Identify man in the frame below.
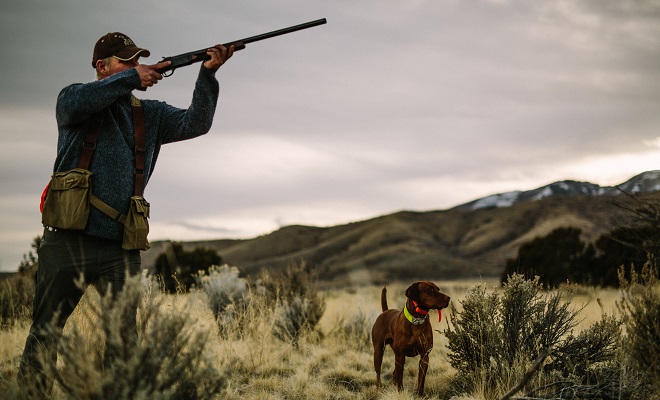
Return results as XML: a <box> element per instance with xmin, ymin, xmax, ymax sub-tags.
<box><xmin>18</xmin><ymin>32</ymin><xmax>233</xmax><ymax>394</ymax></box>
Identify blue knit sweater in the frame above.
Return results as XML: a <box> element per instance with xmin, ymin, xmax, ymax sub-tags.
<box><xmin>54</xmin><ymin>65</ymin><xmax>220</xmax><ymax>242</ymax></box>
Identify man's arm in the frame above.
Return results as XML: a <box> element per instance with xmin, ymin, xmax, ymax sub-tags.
<box><xmin>57</xmin><ymin>61</ymin><xmax>171</xmax><ymax>126</ymax></box>
<box><xmin>153</xmin><ymin>46</ymin><xmax>232</xmax><ymax>144</ymax></box>
<box><xmin>154</xmin><ymin>66</ymin><xmax>219</xmax><ymax>144</ymax></box>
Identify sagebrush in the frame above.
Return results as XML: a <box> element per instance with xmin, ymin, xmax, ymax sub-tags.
<box><xmin>16</xmin><ymin>274</ymin><xmax>223</xmax><ymax>399</ymax></box>
<box><xmin>445</xmin><ymin>273</ymin><xmax>622</xmax><ymax>399</ymax></box>
<box><xmin>618</xmin><ymin>260</ymin><xmax>660</xmax><ymax>396</ymax></box>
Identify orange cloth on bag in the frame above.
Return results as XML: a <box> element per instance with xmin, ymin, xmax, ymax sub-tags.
<box><xmin>40</xmin><ymin>182</ymin><xmax>50</xmax><ymax>213</ymax></box>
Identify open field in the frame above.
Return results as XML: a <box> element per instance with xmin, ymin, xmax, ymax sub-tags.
<box><xmin>1</xmin><ymin>274</ymin><xmax>638</xmax><ymax>400</ymax></box>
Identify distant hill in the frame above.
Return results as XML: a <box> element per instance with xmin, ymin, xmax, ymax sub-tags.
<box><xmin>141</xmin><ymin>171</ymin><xmax>660</xmax><ymax>285</ymax></box>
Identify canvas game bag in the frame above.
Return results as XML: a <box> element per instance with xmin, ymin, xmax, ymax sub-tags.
<box><xmin>41</xmin><ymin>168</ymin><xmax>93</xmax><ymax>230</ymax></box>
<box><xmin>122</xmin><ymin>196</ymin><xmax>150</xmax><ymax>251</ymax></box>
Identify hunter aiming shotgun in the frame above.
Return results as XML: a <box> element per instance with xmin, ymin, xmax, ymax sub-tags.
<box><xmin>157</xmin><ymin>18</ymin><xmax>327</xmax><ymax>76</ymax></box>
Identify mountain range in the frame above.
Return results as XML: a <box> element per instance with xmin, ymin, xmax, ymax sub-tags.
<box><xmin>141</xmin><ymin>170</ymin><xmax>660</xmax><ymax>285</ymax></box>
<box><xmin>458</xmin><ymin>170</ymin><xmax>660</xmax><ymax>210</ymax></box>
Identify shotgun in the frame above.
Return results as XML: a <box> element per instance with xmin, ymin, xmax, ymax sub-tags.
<box><xmin>157</xmin><ymin>18</ymin><xmax>327</xmax><ymax>76</ymax></box>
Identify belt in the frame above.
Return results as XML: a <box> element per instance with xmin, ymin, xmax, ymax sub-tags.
<box><xmin>44</xmin><ymin>226</ymin><xmax>82</xmax><ymax>235</ymax></box>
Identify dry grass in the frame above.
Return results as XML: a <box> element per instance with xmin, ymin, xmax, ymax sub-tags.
<box><xmin>0</xmin><ymin>276</ymin><xmax>635</xmax><ymax>399</ymax></box>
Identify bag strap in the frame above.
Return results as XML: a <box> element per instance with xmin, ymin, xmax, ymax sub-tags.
<box><xmin>131</xmin><ymin>95</ymin><xmax>146</xmax><ymax>197</ymax></box>
<box><xmin>78</xmin><ymin>112</ymin><xmax>104</xmax><ymax>170</ymax></box>
<box><xmin>90</xmin><ymin>195</ymin><xmax>126</xmax><ymax>224</ymax></box>
<box><xmin>78</xmin><ymin>96</ymin><xmax>146</xmax><ymax>224</ymax></box>
<box><xmin>78</xmin><ymin>96</ymin><xmax>145</xmax><ymax>196</ymax></box>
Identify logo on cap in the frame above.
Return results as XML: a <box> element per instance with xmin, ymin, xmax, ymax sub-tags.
<box><xmin>117</xmin><ymin>34</ymin><xmax>135</xmax><ymax>47</ymax></box>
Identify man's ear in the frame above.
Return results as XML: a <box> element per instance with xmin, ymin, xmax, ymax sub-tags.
<box><xmin>95</xmin><ymin>59</ymin><xmax>108</xmax><ymax>77</ymax></box>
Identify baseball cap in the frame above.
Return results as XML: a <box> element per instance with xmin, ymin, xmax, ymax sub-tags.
<box><xmin>92</xmin><ymin>32</ymin><xmax>150</xmax><ymax>67</ymax></box>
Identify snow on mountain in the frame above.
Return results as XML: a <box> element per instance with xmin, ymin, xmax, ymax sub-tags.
<box><xmin>618</xmin><ymin>170</ymin><xmax>660</xmax><ymax>194</ymax></box>
<box><xmin>459</xmin><ymin>170</ymin><xmax>660</xmax><ymax>211</ymax></box>
<box><xmin>470</xmin><ymin>191</ymin><xmax>521</xmax><ymax>209</ymax></box>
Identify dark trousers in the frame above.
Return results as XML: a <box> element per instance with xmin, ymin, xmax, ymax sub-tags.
<box><xmin>18</xmin><ymin>228</ymin><xmax>141</xmax><ymax>395</ymax></box>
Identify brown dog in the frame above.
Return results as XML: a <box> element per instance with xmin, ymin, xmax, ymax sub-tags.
<box><xmin>371</xmin><ymin>281</ymin><xmax>450</xmax><ymax>396</ymax></box>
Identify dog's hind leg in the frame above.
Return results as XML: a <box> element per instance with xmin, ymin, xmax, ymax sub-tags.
<box><xmin>373</xmin><ymin>341</ymin><xmax>385</xmax><ymax>387</ymax></box>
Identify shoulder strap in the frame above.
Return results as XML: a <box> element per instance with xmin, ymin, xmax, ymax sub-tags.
<box><xmin>77</xmin><ymin>97</ymin><xmax>146</xmax><ymax>197</ymax></box>
<box><xmin>78</xmin><ymin>97</ymin><xmax>147</xmax><ymax>224</ymax></box>
<box><xmin>78</xmin><ymin>112</ymin><xmax>104</xmax><ymax>170</ymax></box>
<box><xmin>131</xmin><ymin>95</ymin><xmax>145</xmax><ymax>197</ymax></box>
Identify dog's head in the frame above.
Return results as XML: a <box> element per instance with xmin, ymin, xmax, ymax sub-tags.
<box><xmin>405</xmin><ymin>281</ymin><xmax>450</xmax><ymax>311</ymax></box>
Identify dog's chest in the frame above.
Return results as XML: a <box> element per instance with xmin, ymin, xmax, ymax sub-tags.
<box><xmin>394</xmin><ymin>320</ymin><xmax>433</xmax><ymax>354</ymax></box>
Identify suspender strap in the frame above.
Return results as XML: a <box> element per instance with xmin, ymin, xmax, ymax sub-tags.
<box><xmin>78</xmin><ymin>97</ymin><xmax>145</xmax><ymax>196</ymax></box>
<box><xmin>131</xmin><ymin>95</ymin><xmax>145</xmax><ymax>197</ymax></box>
<box><xmin>77</xmin><ymin>96</ymin><xmax>146</xmax><ymax>222</ymax></box>
<box><xmin>78</xmin><ymin>112</ymin><xmax>104</xmax><ymax>170</ymax></box>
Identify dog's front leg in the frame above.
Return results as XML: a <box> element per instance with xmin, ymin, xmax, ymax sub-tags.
<box><xmin>416</xmin><ymin>351</ymin><xmax>430</xmax><ymax>396</ymax></box>
<box><xmin>393</xmin><ymin>353</ymin><xmax>406</xmax><ymax>391</ymax></box>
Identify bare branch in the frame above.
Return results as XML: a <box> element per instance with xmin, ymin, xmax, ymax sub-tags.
<box><xmin>500</xmin><ymin>347</ymin><xmax>550</xmax><ymax>400</ymax></box>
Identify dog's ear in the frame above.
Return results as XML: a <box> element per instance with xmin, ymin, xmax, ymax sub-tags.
<box><xmin>405</xmin><ymin>282</ymin><xmax>420</xmax><ymax>301</ymax></box>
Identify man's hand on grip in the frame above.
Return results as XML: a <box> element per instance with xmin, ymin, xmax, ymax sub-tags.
<box><xmin>136</xmin><ymin>61</ymin><xmax>171</xmax><ymax>89</ymax></box>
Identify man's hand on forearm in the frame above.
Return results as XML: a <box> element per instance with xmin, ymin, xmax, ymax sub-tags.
<box><xmin>203</xmin><ymin>44</ymin><xmax>234</xmax><ymax>71</ymax></box>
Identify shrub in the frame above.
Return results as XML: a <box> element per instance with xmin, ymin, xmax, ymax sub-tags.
<box><xmin>273</xmin><ymin>295</ymin><xmax>325</xmax><ymax>346</ymax></box>
<box><xmin>24</xmin><ymin>274</ymin><xmax>224</xmax><ymax>399</ymax></box>
<box><xmin>196</xmin><ymin>264</ymin><xmax>248</xmax><ymax>317</ymax></box>
<box><xmin>0</xmin><ymin>236</ymin><xmax>40</xmax><ymax>329</ymax></box>
<box><xmin>0</xmin><ymin>269</ymin><xmax>35</xmax><ymax>329</ymax></box>
<box><xmin>259</xmin><ymin>262</ymin><xmax>326</xmax><ymax>347</ymax></box>
<box><xmin>618</xmin><ymin>259</ymin><xmax>660</xmax><ymax>396</ymax></box>
<box><xmin>196</xmin><ymin>264</ymin><xmax>252</xmax><ymax>339</ymax></box>
<box><xmin>445</xmin><ymin>274</ymin><xmax>620</xmax><ymax>399</ymax></box>
<box><xmin>328</xmin><ymin>309</ymin><xmax>372</xmax><ymax>351</ymax></box>
<box><xmin>154</xmin><ymin>242</ymin><xmax>221</xmax><ymax>293</ymax></box>
<box><xmin>445</xmin><ymin>281</ymin><xmax>502</xmax><ymax>390</ymax></box>
<box><xmin>547</xmin><ymin>313</ymin><xmax>620</xmax><ymax>377</ymax></box>
<box><xmin>196</xmin><ymin>262</ymin><xmax>326</xmax><ymax>346</ymax></box>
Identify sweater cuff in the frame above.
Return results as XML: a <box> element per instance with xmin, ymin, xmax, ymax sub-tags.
<box><xmin>199</xmin><ymin>63</ymin><xmax>219</xmax><ymax>77</ymax></box>
<box><xmin>127</xmin><ymin>68</ymin><xmax>143</xmax><ymax>89</ymax></box>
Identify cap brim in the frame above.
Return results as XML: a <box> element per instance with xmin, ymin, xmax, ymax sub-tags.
<box><xmin>114</xmin><ymin>47</ymin><xmax>150</xmax><ymax>61</ymax></box>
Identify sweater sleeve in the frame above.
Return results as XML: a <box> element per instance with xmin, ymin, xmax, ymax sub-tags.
<box><xmin>56</xmin><ymin>69</ymin><xmax>142</xmax><ymax>127</ymax></box>
<box><xmin>154</xmin><ymin>65</ymin><xmax>220</xmax><ymax>144</ymax></box>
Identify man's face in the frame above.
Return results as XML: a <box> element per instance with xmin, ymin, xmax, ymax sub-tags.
<box><xmin>98</xmin><ymin>56</ymin><xmax>139</xmax><ymax>79</ymax></box>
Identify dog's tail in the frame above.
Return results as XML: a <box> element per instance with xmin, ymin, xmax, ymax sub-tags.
<box><xmin>381</xmin><ymin>286</ymin><xmax>388</xmax><ymax>312</ymax></box>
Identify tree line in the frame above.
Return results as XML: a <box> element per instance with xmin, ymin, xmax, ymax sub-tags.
<box><xmin>502</xmin><ymin>196</ymin><xmax>659</xmax><ymax>288</ymax></box>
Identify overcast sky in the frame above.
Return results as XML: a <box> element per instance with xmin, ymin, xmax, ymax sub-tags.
<box><xmin>0</xmin><ymin>0</ymin><xmax>658</xmax><ymax>271</ymax></box>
